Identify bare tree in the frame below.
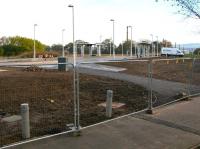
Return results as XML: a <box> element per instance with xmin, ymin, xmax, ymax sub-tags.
<box><xmin>156</xmin><ymin>0</ymin><xmax>200</xmax><ymax>19</ymax></box>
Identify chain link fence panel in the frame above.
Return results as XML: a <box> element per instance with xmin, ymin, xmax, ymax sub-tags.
<box><xmin>0</xmin><ymin>63</ymin><xmax>74</xmax><ymax>147</ymax></box>
<box><xmin>77</xmin><ymin>60</ymin><xmax>149</xmax><ymax>127</ymax></box>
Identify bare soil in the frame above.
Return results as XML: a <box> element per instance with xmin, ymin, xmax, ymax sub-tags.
<box><xmin>0</xmin><ymin>67</ymin><xmax>149</xmax><ymax>146</ymax></box>
<box><xmin>103</xmin><ymin>58</ymin><xmax>200</xmax><ymax>85</ymax></box>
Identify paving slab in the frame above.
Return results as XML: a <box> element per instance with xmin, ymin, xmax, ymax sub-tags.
<box><xmin>0</xmin><ymin>69</ymin><xmax>8</xmax><ymax>72</ymax></box>
<box><xmin>147</xmin><ymin>97</ymin><xmax>200</xmax><ymax>132</ymax></box>
<box><xmin>2</xmin><ymin>115</ymin><xmax>21</xmax><ymax>123</ymax></box>
<box><xmin>79</xmin><ymin>64</ymin><xmax>126</xmax><ymax>72</ymax></box>
<box><xmin>8</xmin><ymin>116</ymin><xmax>200</xmax><ymax>149</ymax></box>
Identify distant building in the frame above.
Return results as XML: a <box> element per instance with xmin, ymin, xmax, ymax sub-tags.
<box><xmin>137</xmin><ymin>40</ymin><xmax>152</xmax><ymax>57</ymax></box>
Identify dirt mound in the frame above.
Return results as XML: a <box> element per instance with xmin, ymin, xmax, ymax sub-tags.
<box><xmin>23</xmin><ymin>65</ymin><xmax>43</xmax><ymax>72</ymax></box>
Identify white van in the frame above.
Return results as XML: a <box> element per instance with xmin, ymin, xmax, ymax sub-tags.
<box><xmin>161</xmin><ymin>47</ymin><xmax>184</xmax><ymax>57</ymax></box>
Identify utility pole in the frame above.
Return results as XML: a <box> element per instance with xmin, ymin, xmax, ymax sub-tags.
<box><xmin>122</xmin><ymin>41</ymin><xmax>124</xmax><ymax>57</ymax></box>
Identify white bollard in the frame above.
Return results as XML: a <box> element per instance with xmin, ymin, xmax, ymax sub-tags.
<box><xmin>21</xmin><ymin>103</ymin><xmax>30</xmax><ymax>139</ymax></box>
<box><xmin>106</xmin><ymin>90</ymin><xmax>113</xmax><ymax>118</ymax></box>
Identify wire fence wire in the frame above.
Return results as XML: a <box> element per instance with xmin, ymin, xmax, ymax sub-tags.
<box><xmin>189</xmin><ymin>58</ymin><xmax>200</xmax><ymax>95</ymax></box>
<box><xmin>0</xmin><ymin>58</ymin><xmax>200</xmax><ymax>147</ymax></box>
<box><xmin>151</xmin><ymin>58</ymin><xmax>191</xmax><ymax>107</ymax></box>
<box><xmin>77</xmin><ymin>61</ymin><xmax>149</xmax><ymax>127</ymax></box>
<box><xmin>0</xmin><ymin>64</ymin><xmax>74</xmax><ymax>147</ymax></box>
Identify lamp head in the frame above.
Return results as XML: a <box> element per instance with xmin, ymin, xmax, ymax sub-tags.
<box><xmin>68</xmin><ymin>4</ymin><xmax>74</xmax><ymax>7</ymax></box>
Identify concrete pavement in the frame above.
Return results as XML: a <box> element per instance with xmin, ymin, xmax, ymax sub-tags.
<box><xmin>8</xmin><ymin>117</ymin><xmax>200</xmax><ymax>149</ymax></box>
<box><xmin>137</xmin><ymin>96</ymin><xmax>200</xmax><ymax>135</ymax></box>
<box><xmin>5</xmin><ymin>96</ymin><xmax>200</xmax><ymax>149</ymax></box>
<box><xmin>155</xmin><ymin>97</ymin><xmax>200</xmax><ymax>131</ymax></box>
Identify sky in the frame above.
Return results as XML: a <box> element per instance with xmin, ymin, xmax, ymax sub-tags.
<box><xmin>0</xmin><ymin>0</ymin><xmax>200</xmax><ymax>46</ymax></box>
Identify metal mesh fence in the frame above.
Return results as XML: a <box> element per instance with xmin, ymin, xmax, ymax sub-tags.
<box><xmin>1</xmin><ymin>57</ymin><xmax>200</xmax><ymax>147</ymax></box>
<box><xmin>0</xmin><ymin>64</ymin><xmax>74</xmax><ymax>147</ymax></box>
<box><xmin>189</xmin><ymin>58</ymin><xmax>200</xmax><ymax>95</ymax></box>
<box><xmin>78</xmin><ymin>60</ymin><xmax>149</xmax><ymax>127</ymax></box>
<box><xmin>151</xmin><ymin>59</ymin><xmax>191</xmax><ymax>107</ymax></box>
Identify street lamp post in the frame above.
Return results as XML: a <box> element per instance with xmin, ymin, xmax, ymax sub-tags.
<box><xmin>128</xmin><ymin>26</ymin><xmax>133</xmax><ymax>57</ymax></box>
<box><xmin>110</xmin><ymin>19</ymin><xmax>115</xmax><ymax>59</ymax></box>
<box><xmin>122</xmin><ymin>41</ymin><xmax>124</xmax><ymax>57</ymax></box>
<box><xmin>150</xmin><ymin>34</ymin><xmax>154</xmax><ymax>57</ymax></box>
<box><xmin>110</xmin><ymin>39</ymin><xmax>112</xmax><ymax>57</ymax></box>
<box><xmin>68</xmin><ymin>4</ymin><xmax>76</xmax><ymax>66</ymax></box>
<box><xmin>33</xmin><ymin>24</ymin><xmax>37</xmax><ymax>59</ymax></box>
<box><xmin>68</xmin><ymin>4</ymin><xmax>79</xmax><ymax>132</ymax></box>
<box><xmin>62</xmin><ymin>29</ymin><xmax>65</xmax><ymax>57</ymax></box>
<box><xmin>156</xmin><ymin>36</ymin><xmax>158</xmax><ymax>57</ymax></box>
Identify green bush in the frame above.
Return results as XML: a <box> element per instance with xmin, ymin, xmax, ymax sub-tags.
<box><xmin>0</xmin><ymin>36</ymin><xmax>47</xmax><ymax>57</ymax></box>
<box><xmin>194</xmin><ymin>48</ymin><xmax>200</xmax><ymax>55</ymax></box>
<box><xmin>9</xmin><ymin>36</ymin><xmax>46</xmax><ymax>52</ymax></box>
<box><xmin>0</xmin><ymin>47</ymin><xmax>4</xmax><ymax>56</ymax></box>
<box><xmin>2</xmin><ymin>45</ymin><xmax>27</xmax><ymax>56</ymax></box>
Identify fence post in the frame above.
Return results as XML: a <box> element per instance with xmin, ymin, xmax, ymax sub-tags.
<box><xmin>73</xmin><ymin>65</ymin><xmax>77</xmax><ymax>132</ymax></box>
<box><xmin>21</xmin><ymin>103</ymin><xmax>30</xmax><ymax>139</ymax></box>
<box><xmin>188</xmin><ymin>58</ymin><xmax>195</xmax><ymax>96</ymax></box>
<box><xmin>76</xmin><ymin>65</ymin><xmax>80</xmax><ymax>131</ymax></box>
<box><xmin>71</xmin><ymin>64</ymin><xmax>81</xmax><ymax>137</ymax></box>
<box><xmin>106</xmin><ymin>90</ymin><xmax>113</xmax><ymax>118</ymax></box>
<box><xmin>146</xmin><ymin>60</ymin><xmax>153</xmax><ymax>114</ymax></box>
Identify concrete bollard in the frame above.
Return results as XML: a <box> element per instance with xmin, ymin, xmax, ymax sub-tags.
<box><xmin>106</xmin><ymin>90</ymin><xmax>113</xmax><ymax>118</ymax></box>
<box><xmin>21</xmin><ymin>103</ymin><xmax>30</xmax><ymax>139</ymax></box>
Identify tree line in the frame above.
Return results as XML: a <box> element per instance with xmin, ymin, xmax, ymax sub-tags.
<box><xmin>0</xmin><ymin>36</ymin><xmax>46</xmax><ymax>57</ymax></box>
<box><xmin>1</xmin><ymin>35</ymin><xmax>199</xmax><ymax>57</ymax></box>
<box><xmin>0</xmin><ymin>36</ymin><xmax>173</xmax><ymax>57</ymax></box>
